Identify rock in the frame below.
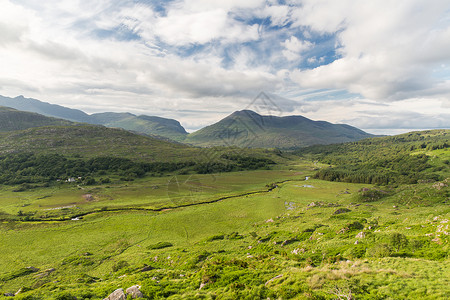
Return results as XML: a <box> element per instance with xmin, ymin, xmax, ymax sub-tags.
<box><xmin>35</xmin><ymin>268</ymin><xmax>56</xmax><ymax>278</ymax></box>
<box><xmin>104</xmin><ymin>288</ymin><xmax>126</xmax><ymax>300</ymax></box>
<box><xmin>126</xmin><ymin>285</ymin><xmax>144</xmax><ymax>298</ymax></box>
<box><xmin>432</xmin><ymin>182</ymin><xmax>448</xmax><ymax>190</ymax></box>
<box><xmin>333</xmin><ymin>208</ymin><xmax>351</xmax><ymax>215</ymax></box>
<box><xmin>26</xmin><ymin>266</ymin><xmax>39</xmax><ymax>272</ymax></box>
<box><xmin>139</xmin><ymin>265</ymin><xmax>155</xmax><ymax>272</ymax></box>
<box><xmin>355</xmin><ymin>231</ymin><xmax>366</xmax><ymax>239</ymax></box>
<box><xmin>354</xmin><ymin>240</ymin><xmax>359</xmax><ymax>244</ymax></box>
<box><xmin>265</xmin><ymin>274</ymin><xmax>283</xmax><ymax>286</ymax></box>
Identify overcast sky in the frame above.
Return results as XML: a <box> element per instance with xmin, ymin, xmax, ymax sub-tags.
<box><xmin>0</xmin><ymin>0</ymin><xmax>449</xmax><ymax>133</ymax></box>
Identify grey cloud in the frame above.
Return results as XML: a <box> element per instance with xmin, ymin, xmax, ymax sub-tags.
<box><xmin>343</xmin><ymin>111</ymin><xmax>450</xmax><ymax>129</ymax></box>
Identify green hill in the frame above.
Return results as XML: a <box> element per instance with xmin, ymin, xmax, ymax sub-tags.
<box><xmin>0</xmin><ymin>95</ymin><xmax>91</xmax><ymax>122</ymax></box>
<box><xmin>185</xmin><ymin>110</ymin><xmax>373</xmax><ymax>149</ymax></box>
<box><xmin>297</xmin><ymin>129</ymin><xmax>450</xmax><ymax>184</ymax></box>
<box><xmin>0</xmin><ymin>121</ymin><xmax>283</xmax><ymax>185</ymax></box>
<box><xmin>90</xmin><ymin>112</ymin><xmax>188</xmax><ymax>141</ymax></box>
<box><xmin>0</xmin><ymin>95</ymin><xmax>188</xmax><ymax>141</ymax></box>
<box><xmin>0</xmin><ymin>106</ymin><xmax>73</xmax><ymax>131</ymax></box>
<box><xmin>0</xmin><ymin>124</ymin><xmax>192</xmax><ymax>161</ymax></box>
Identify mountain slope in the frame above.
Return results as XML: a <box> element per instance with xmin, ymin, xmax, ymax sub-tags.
<box><xmin>0</xmin><ymin>95</ymin><xmax>91</xmax><ymax>122</ymax></box>
<box><xmin>0</xmin><ymin>106</ymin><xmax>73</xmax><ymax>132</ymax></box>
<box><xmin>0</xmin><ymin>124</ymin><xmax>193</xmax><ymax>162</ymax></box>
<box><xmin>0</xmin><ymin>95</ymin><xmax>188</xmax><ymax>141</ymax></box>
<box><xmin>90</xmin><ymin>112</ymin><xmax>188</xmax><ymax>141</ymax></box>
<box><xmin>185</xmin><ymin>110</ymin><xmax>373</xmax><ymax>149</ymax></box>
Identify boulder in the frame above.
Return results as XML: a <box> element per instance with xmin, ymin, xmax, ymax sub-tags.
<box><xmin>126</xmin><ymin>285</ymin><xmax>144</xmax><ymax>298</ymax></box>
<box><xmin>104</xmin><ymin>288</ymin><xmax>126</xmax><ymax>300</ymax></box>
<box><xmin>355</xmin><ymin>231</ymin><xmax>366</xmax><ymax>239</ymax></box>
<box><xmin>333</xmin><ymin>208</ymin><xmax>351</xmax><ymax>215</ymax></box>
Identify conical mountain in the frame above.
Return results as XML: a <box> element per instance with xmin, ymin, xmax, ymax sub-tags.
<box><xmin>185</xmin><ymin>110</ymin><xmax>373</xmax><ymax>149</ymax></box>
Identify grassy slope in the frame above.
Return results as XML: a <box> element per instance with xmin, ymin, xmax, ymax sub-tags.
<box><xmin>0</xmin><ymin>107</ymin><xmax>73</xmax><ymax>132</ymax></box>
<box><xmin>0</xmin><ymin>125</ymin><xmax>193</xmax><ymax>162</ymax></box>
<box><xmin>298</xmin><ymin>129</ymin><xmax>450</xmax><ymax>184</ymax></box>
<box><xmin>185</xmin><ymin>110</ymin><xmax>373</xmax><ymax>149</ymax></box>
<box><xmin>0</xmin><ymin>154</ymin><xmax>448</xmax><ymax>299</ymax></box>
<box><xmin>0</xmin><ymin>174</ymin><xmax>448</xmax><ymax>299</ymax></box>
<box><xmin>90</xmin><ymin>113</ymin><xmax>188</xmax><ymax>142</ymax></box>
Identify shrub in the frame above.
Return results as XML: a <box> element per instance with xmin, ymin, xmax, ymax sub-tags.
<box><xmin>206</xmin><ymin>234</ymin><xmax>225</xmax><ymax>242</ymax></box>
<box><xmin>367</xmin><ymin>243</ymin><xmax>392</xmax><ymax>258</ymax></box>
<box><xmin>390</xmin><ymin>233</ymin><xmax>408</xmax><ymax>251</ymax></box>
<box><xmin>112</xmin><ymin>260</ymin><xmax>129</xmax><ymax>272</ymax></box>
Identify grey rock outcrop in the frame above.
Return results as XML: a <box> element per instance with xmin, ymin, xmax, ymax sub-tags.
<box><xmin>126</xmin><ymin>285</ymin><xmax>144</xmax><ymax>298</ymax></box>
<box><xmin>103</xmin><ymin>288</ymin><xmax>126</xmax><ymax>300</ymax></box>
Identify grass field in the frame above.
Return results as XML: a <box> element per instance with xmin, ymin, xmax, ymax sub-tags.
<box><xmin>0</xmin><ymin>157</ymin><xmax>448</xmax><ymax>299</ymax></box>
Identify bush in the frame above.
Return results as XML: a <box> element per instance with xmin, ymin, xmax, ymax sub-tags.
<box><xmin>390</xmin><ymin>233</ymin><xmax>408</xmax><ymax>251</ymax></box>
<box><xmin>112</xmin><ymin>260</ymin><xmax>129</xmax><ymax>272</ymax></box>
<box><xmin>206</xmin><ymin>234</ymin><xmax>225</xmax><ymax>242</ymax></box>
<box><xmin>367</xmin><ymin>243</ymin><xmax>393</xmax><ymax>258</ymax></box>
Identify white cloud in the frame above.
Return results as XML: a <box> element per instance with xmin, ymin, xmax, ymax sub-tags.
<box><xmin>0</xmin><ymin>0</ymin><xmax>449</xmax><ymax>132</ymax></box>
<box><xmin>290</xmin><ymin>0</ymin><xmax>450</xmax><ymax>101</ymax></box>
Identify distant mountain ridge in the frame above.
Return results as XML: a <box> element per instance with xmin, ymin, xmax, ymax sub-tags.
<box><xmin>185</xmin><ymin>109</ymin><xmax>373</xmax><ymax>149</ymax></box>
<box><xmin>0</xmin><ymin>95</ymin><xmax>373</xmax><ymax>148</ymax></box>
<box><xmin>0</xmin><ymin>95</ymin><xmax>188</xmax><ymax>141</ymax></box>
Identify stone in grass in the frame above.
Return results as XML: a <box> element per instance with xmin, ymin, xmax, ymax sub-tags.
<box><xmin>333</xmin><ymin>208</ymin><xmax>351</xmax><ymax>215</ymax></box>
<box><xmin>103</xmin><ymin>288</ymin><xmax>126</xmax><ymax>300</ymax></box>
<box><xmin>104</xmin><ymin>286</ymin><xmax>144</xmax><ymax>300</ymax></box>
<box><xmin>126</xmin><ymin>285</ymin><xmax>144</xmax><ymax>298</ymax></box>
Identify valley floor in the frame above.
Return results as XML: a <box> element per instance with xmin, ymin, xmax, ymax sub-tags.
<box><xmin>0</xmin><ymin>161</ymin><xmax>449</xmax><ymax>299</ymax></box>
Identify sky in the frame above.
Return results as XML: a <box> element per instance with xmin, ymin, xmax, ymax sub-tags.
<box><xmin>0</xmin><ymin>0</ymin><xmax>450</xmax><ymax>134</ymax></box>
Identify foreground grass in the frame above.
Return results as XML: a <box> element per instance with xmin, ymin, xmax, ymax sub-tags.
<box><xmin>0</xmin><ymin>167</ymin><xmax>448</xmax><ymax>299</ymax></box>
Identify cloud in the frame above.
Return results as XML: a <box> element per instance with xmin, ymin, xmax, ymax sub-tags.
<box><xmin>281</xmin><ymin>36</ymin><xmax>313</xmax><ymax>61</ymax></box>
<box><xmin>0</xmin><ymin>0</ymin><xmax>449</xmax><ymax>132</ymax></box>
<box><xmin>290</xmin><ymin>0</ymin><xmax>450</xmax><ymax>101</ymax></box>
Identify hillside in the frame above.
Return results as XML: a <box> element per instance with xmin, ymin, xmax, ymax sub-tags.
<box><xmin>297</xmin><ymin>129</ymin><xmax>450</xmax><ymax>184</ymax></box>
<box><xmin>0</xmin><ymin>95</ymin><xmax>91</xmax><ymax>122</ymax></box>
<box><xmin>90</xmin><ymin>112</ymin><xmax>188</xmax><ymax>141</ymax></box>
<box><xmin>0</xmin><ymin>121</ymin><xmax>283</xmax><ymax>186</ymax></box>
<box><xmin>0</xmin><ymin>124</ymin><xmax>193</xmax><ymax>161</ymax></box>
<box><xmin>0</xmin><ymin>106</ymin><xmax>73</xmax><ymax>132</ymax></box>
<box><xmin>0</xmin><ymin>95</ymin><xmax>188</xmax><ymax>141</ymax></box>
<box><xmin>185</xmin><ymin>110</ymin><xmax>373</xmax><ymax>149</ymax></box>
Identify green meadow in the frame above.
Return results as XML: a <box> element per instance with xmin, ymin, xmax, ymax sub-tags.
<box><xmin>0</xmin><ymin>163</ymin><xmax>449</xmax><ymax>299</ymax></box>
<box><xmin>0</xmin><ymin>130</ymin><xmax>448</xmax><ymax>299</ymax></box>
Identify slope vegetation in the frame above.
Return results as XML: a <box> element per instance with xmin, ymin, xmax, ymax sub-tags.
<box><xmin>0</xmin><ymin>106</ymin><xmax>73</xmax><ymax>132</ymax></box>
<box><xmin>90</xmin><ymin>112</ymin><xmax>188</xmax><ymax>141</ymax></box>
<box><xmin>186</xmin><ymin>110</ymin><xmax>373</xmax><ymax>149</ymax></box>
<box><xmin>297</xmin><ymin>129</ymin><xmax>449</xmax><ymax>184</ymax></box>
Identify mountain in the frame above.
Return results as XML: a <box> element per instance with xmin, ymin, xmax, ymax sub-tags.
<box><xmin>0</xmin><ymin>106</ymin><xmax>73</xmax><ymax>132</ymax></box>
<box><xmin>0</xmin><ymin>95</ymin><xmax>91</xmax><ymax>122</ymax></box>
<box><xmin>0</xmin><ymin>124</ymin><xmax>193</xmax><ymax>162</ymax></box>
<box><xmin>0</xmin><ymin>95</ymin><xmax>188</xmax><ymax>141</ymax></box>
<box><xmin>185</xmin><ymin>110</ymin><xmax>373</xmax><ymax>149</ymax></box>
<box><xmin>89</xmin><ymin>112</ymin><xmax>188</xmax><ymax>141</ymax></box>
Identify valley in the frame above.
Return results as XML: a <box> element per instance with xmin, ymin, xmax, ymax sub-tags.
<box><xmin>0</xmin><ymin>116</ymin><xmax>448</xmax><ymax>299</ymax></box>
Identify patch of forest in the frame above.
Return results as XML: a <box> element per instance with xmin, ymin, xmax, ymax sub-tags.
<box><xmin>0</xmin><ymin>153</ymin><xmax>275</xmax><ymax>186</ymax></box>
<box><xmin>296</xmin><ymin>130</ymin><xmax>449</xmax><ymax>184</ymax></box>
